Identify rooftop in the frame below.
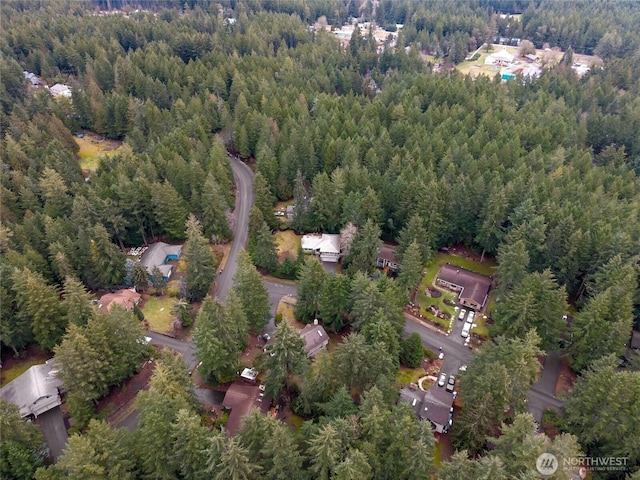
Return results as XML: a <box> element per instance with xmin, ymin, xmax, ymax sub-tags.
<box><xmin>299</xmin><ymin>323</ymin><xmax>329</xmax><ymax>357</ymax></box>
<box><xmin>0</xmin><ymin>362</ymin><xmax>63</xmax><ymax>418</ymax></box>
<box><xmin>437</xmin><ymin>264</ymin><xmax>492</xmax><ymax>307</ymax></box>
<box><xmin>301</xmin><ymin>234</ymin><xmax>340</xmax><ymax>254</ymax></box>
<box><xmin>98</xmin><ymin>288</ymin><xmax>140</xmax><ymax>312</ymax></box>
<box><xmin>222</xmin><ymin>383</ymin><xmax>268</xmax><ymax>435</ymax></box>
<box><xmin>140</xmin><ymin>242</ymin><xmax>182</xmax><ymax>274</ymax></box>
<box><xmin>377</xmin><ymin>245</ymin><xmax>397</xmax><ymax>263</ymax></box>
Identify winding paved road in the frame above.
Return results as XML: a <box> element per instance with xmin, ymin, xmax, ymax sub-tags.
<box><xmin>215</xmin><ymin>156</ymin><xmax>254</xmax><ymax>302</ymax></box>
<box><xmin>140</xmin><ymin>154</ymin><xmax>563</xmax><ymax>431</ymax></box>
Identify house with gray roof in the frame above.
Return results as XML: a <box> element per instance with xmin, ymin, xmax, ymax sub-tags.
<box><xmin>139</xmin><ymin>242</ymin><xmax>182</xmax><ymax>281</ymax></box>
<box><xmin>399</xmin><ymin>385</ymin><xmax>454</xmax><ymax>434</ymax></box>
<box><xmin>0</xmin><ymin>362</ymin><xmax>63</xmax><ymax>418</ymax></box>
<box><xmin>299</xmin><ymin>322</ymin><xmax>329</xmax><ymax>358</ymax></box>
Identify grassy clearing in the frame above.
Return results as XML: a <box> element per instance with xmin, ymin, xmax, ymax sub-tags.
<box><xmin>75</xmin><ymin>136</ymin><xmax>121</xmax><ymax>171</ymax></box>
<box><xmin>395</xmin><ymin>366</ymin><xmax>427</xmax><ymax>389</ymax></box>
<box><xmin>275</xmin><ymin>230</ymin><xmax>301</xmax><ymax>261</ymax></box>
<box><xmin>276</xmin><ymin>297</ymin><xmax>297</xmax><ymax>323</ymax></box>
<box><xmin>141</xmin><ymin>296</ymin><xmax>178</xmax><ymax>334</ymax></box>
<box><xmin>1</xmin><ymin>357</ymin><xmax>49</xmax><ymax>387</ymax></box>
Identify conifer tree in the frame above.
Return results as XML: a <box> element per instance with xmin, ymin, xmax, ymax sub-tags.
<box><xmin>183</xmin><ymin>214</ymin><xmax>218</xmax><ymax>302</ymax></box>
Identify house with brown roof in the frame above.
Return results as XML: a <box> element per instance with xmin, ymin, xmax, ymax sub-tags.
<box><xmin>436</xmin><ymin>264</ymin><xmax>492</xmax><ymax>311</ymax></box>
<box><xmin>375</xmin><ymin>245</ymin><xmax>399</xmax><ymax>272</ymax></box>
<box><xmin>221</xmin><ymin>383</ymin><xmax>268</xmax><ymax>435</ymax></box>
<box><xmin>299</xmin><ymin>322</ymin><xmax>329</xmax><ymax>358</ymax></box>
<box><xmin>98</xmin><ymin>288</ymin><xmax>141</xmax><ymax>312</ymax></box>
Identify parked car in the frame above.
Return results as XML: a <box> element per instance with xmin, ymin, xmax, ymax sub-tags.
<box><xmin>461</xmin><ymin>322</ymin><xmax>471</xmax><ymax>338</ymax></box>
<box><xmin>466</xmin><ymin>311</ymin><xmax>475</xmax><ymax>324</ymax></box>
<box><xmin>458</xmin><ymin>309</ymin><xmax>467</xmax><ymax>320</ymax></box>
<box><xmin>446</xmin><ymin>375</ymin><xmax>456</xmax><ymax>392</ymax></box>
<box><xmin>263</xmin><ymin>333</ymin><xmax>271</xmax><ymax>342</ymax></box>
<box><xmin>438</xmin><ymin>373</ymin><xmax>447</xmax><ymax>387</ymax></box>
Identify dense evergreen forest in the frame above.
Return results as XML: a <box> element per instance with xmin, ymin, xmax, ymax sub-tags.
<box><xmin>1</xmin><ymin>0</ymin><xmax>640</xmax><ymax>479</ymax></box>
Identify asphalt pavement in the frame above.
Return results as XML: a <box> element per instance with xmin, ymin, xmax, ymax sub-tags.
<box><xmin>214</xmin><ymin>156</ymin><xmax>254</xmax><ymax>302</ymax></box>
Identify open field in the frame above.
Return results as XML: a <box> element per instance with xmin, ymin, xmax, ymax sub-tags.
<box><xmin>75</xmin><ymin>134</ymin><xmax>122</xmax><ymax>171</ymax></box>
<box><xmin>141</xmin><ymin>296</ymin><xmax>177</xmax><ymax>334</ymax></box>
<box><xmin>275</xmin><ymin>230</ymin><xmax>301</xmax><ymax>262</ymax></box>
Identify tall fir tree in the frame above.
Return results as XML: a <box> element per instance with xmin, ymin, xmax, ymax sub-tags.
<box><xmin>233</xmin><ymin>250</ymin><xmax>270</xmax><ymax>332</ymax></box>
<box><xmin>183</xmin><ymin>214</ymin><xmax>218</xmax><ymax>302</ymax></box>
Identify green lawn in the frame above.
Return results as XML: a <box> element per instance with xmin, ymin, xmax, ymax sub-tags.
<box><xmin>1</xmin><ymin>357</ymin><xmax>49</xmax><ymax>387</ymax></box>
<box><xmin>395</xmin><ymin>366</ymin><xmax>427</xmax><ymax>389</ymax></box>
<box><xmin>141</xmin><ymin>296</ymin><xmax>178</xmax><ymax>334</ymax></box>
<box><xmin>75</xmin><ymin>136</ymin><xmax>121</xmax><ymax>171</ymax></box>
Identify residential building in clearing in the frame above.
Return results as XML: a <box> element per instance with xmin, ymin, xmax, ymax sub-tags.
<box><xmin>48</xmin><ymin>83</ymin><xmax>72</xmax><ymax>98</ymax></box>
<box><xmin>436</xmin><ymin>263</ymin><xmax>492</xmax><ymax>311</ymax></box>
<box><xmin>139</xmin><ymin>242</ymin><xmax>182</xmax><ymax>281</ymax></box>
<box><xmin>301</xmin><ymin>233</ymin><xmax>341</xmax><ymax>263</ymax></box>
<box><xmin>98</xmin><ymin>288</ymin><xmax>141</xmax><ymax>312</ymax></box>
<box><xmin>375</xmin><ymin>245</ymin><xmax>399</xmax><ymax>272</ymax></box>
<box><xmin>485</xmin><ymin>48</ymin><xmax>514</xmax><ymax>66</ymax></box>
<box><xmin>299</xmin><ymin>322</ymin><xmax>329</xmax><ymax>358</ymax></box>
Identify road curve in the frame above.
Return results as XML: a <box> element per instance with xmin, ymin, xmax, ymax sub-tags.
<box><xmin>215</xmin><ymin>156</ymin><xmax>254</xmax><ymax>302</ymax></box>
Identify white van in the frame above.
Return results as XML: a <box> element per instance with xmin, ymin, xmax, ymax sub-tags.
<box><xmin>461</xmin><ymin>322</ymin><xmax>471</xmax><ymax>338</ymax></box>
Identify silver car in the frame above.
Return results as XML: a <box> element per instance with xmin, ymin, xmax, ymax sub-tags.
<box><xmin>438</xmin><ymin>373</ymin><xmax>447</xmax><ymax>387</ymax></box>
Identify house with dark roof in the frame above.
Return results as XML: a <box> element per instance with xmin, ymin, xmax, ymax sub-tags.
<box><xmin>299</xmin><ymin>322</ymin><xmax>329</xmax><ymax>358</ymax></box>
<box><xmin>139</xmin><ymin>242</ymin><xmax>182</xmax><ymax>281</ymax></box>
<box><xmin>375</xmin><ymin>245</ymin><xmax>399</xmax><ymax>272</ymax></box>
<box><xmin>399</xmin><ymin>385</ymin><xmax>454</xmax><ymax>434</ymax></box>
<box><xmin>98</xmin><ymin>288</ymin><xmax>141</xmax><ymax>312</ymax></box>
<box><xmin>436</xmin><ymin>264</ymin><xmax>492</xmax><ymax>311</ymax></box>
<box><xmin>222</xmin><ymin>383</ymin><xmax>268</xmax><ymax>435</ymax></box>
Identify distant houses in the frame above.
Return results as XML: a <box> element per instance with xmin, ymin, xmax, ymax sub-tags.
<box><xmin>48</xmin><ymin>83</ymin><xmax>72</xmax><ymax>98</ymax></box>
<box><xmin>139</xmin><ymin>242</ymin><xmax>182</xmax><ymax>281</ymax></box>
<box><xmin>23</xmin><ymin>71</ymin><xmax>42</xmax><ymax>87</ymax></box>
<box><xmin>484</xmin><ymin>48</ymin><xmax>514</xmax><ymax>66</ymax></box>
